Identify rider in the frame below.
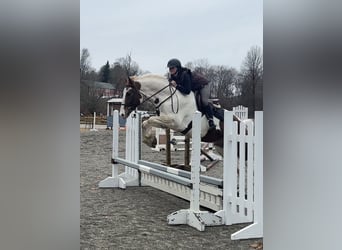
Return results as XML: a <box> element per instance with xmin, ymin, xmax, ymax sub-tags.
<box><xmin>167</xmin><ymin>58</ymin><xmax>215</xmax><ymax>130</ymax></box>
<box><xmin>167</xmin><ymin>58</ymin><xmax>191</xmax><ymax>95</ymax></box>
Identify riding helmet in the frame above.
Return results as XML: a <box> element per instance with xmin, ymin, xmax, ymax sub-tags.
<box><xmin>167</xmin><ymin>58</ymin><xmax>182</xmax><ymax>68</ymax></box>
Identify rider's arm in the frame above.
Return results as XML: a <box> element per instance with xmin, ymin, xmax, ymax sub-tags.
<box><xmin>176</xmin><ymin>71</ymin><xmax>191</xmax><ymax>95</ymax></box>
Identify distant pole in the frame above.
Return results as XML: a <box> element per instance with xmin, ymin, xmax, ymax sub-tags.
<box><xmin>90</xmin><ymin>112</ymin><xmax>98</xmax><ymax>131</ymax></box>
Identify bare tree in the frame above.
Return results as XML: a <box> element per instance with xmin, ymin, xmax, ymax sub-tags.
<box><xmin>239</xmin><ymin>46</ymin><xmax>263</xmax><ymax>113</ymax></box>
<box><xmin>80</xmin><ymin>48</ymin><xmax>92</xmax><ymax>80</ymax></box>
<box><xmin>81</xmin><ymin>69</ymin><xmax>98</xmax><ymax>81</ymax></box>
<box><xmin>185</xmin><ymin>58</ymin><xmax>210</xmax><ymax>73</ymax></box>
<box><xmin>80</xmin><ymin>48</ymin><xmax>104</xmax><ymax>114</ymax></box>
<box><xmin>216</xmin><ymin>67</ymin><xmax>239</xmax><ymax>108</ymax></box>
<box><xmin>185</xmin><ymin>59</ymin><xmax>218</xmax><ymax>97</ymax></box>
<box><xmin>177</xmin><ymin>54</ymin><xmax>263</xmax><ymax>113</ymax></box>
<box><xmin>116</xmin><ymin>53</ymin><xmax>142</xmax><ymax>76</ymax></box>
<box><xmin>109</xmin><ymin>63</ymin><xmax>127</xmax><ymax>96</ymax></box>
<box><xmin>204</xmin><ymin>67</ymin><xmax>216</xmax><ymax>98</ymax></box>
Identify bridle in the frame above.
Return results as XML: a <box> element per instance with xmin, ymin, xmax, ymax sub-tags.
<box><xmin>123</xmin><ymin>82</ymin><xmax>179</xmax><ymax>116</ymax></box>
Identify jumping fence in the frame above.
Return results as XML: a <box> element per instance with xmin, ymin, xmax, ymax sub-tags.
<box><xmin>99</xmin><ymin>109</ymin><xmax>263</xmax><ymax>240</ymax></box>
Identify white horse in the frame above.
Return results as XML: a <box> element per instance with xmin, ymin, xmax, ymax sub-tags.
<box><xmin>119</xmin><ymin>73</ymin><xmax>239</xmax><ymax>151</ymax></box>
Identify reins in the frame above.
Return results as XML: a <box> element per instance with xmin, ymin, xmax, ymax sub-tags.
<box><xmin>155</xmin><ymin>85</ymin><xmax>179</xmax><ymax>114</ymax></box>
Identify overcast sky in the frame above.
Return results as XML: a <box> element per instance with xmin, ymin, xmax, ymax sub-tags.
<box><xmin>80</xmin><ymin>0</ymin><xmax>263</xmax><ymax>75</ymax></box>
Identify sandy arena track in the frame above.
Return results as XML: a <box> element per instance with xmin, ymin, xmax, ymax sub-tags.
<box><xmin>80</xmin><ymin>129</ymin><xmax>262</xmax><ymax>249</ymax></box>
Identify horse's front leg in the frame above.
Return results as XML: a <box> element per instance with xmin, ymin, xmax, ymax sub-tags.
<box><xmin>141</xmin><ymin>120</ymin><xmax>157</xmax><ymax>147</ymax></box>
<box><xmin>141</xmin><ymin>116</ymin><xmax>176</xmax><ymax>147</ymax></box>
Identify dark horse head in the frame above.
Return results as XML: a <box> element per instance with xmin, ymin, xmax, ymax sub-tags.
<box><xmin>120</xmin><ymin>77</ymin><xmax>142</xmax><ymax>118</ymax></box>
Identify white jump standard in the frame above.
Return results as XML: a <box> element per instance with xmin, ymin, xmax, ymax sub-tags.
<box><xmin>167</xmin><ymin>112</ymin><xmax>223</xmax><ymax>231</ymax></box>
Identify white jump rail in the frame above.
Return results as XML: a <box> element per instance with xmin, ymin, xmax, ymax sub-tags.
<box><xmin>99</xmin><ymin>109</ymin><xmax>263</xmax><ymax>239</ymax></box>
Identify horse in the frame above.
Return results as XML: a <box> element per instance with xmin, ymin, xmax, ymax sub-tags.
<box><xmin>119</xmin><ymin>73</ymin><xmax>241</xmax><ymax>154</ymax></box>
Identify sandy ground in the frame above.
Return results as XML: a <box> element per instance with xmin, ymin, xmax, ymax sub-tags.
<box><xmin>80</xmin><ymin>129</ymin><xmax>262</xmax><ymax>249</ymax></box>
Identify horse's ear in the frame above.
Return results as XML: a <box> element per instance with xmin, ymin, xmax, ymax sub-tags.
<box><xmin>127</xmin><ymin>77</ymin><xmax>134</xmax><ymax>86</ymax></box>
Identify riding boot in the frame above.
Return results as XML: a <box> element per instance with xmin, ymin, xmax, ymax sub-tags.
<box><xmin>204</xmin><ymin>105</ymin><xmax>215</xmax><ymax>130</ymax></box>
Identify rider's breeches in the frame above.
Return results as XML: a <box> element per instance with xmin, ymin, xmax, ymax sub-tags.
<box><xmin>199</xmin><ymin>84</ymin><xmax>210</xmax><ymax>106</ymax></box>
<box><xmin>199</xmin><ymin>85</ymin><xmax>214</xmax><ymax>120</ymax></box>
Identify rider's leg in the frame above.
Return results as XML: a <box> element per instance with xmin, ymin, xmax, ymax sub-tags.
<box><xmin>204</xmin><ymin>105</ymin><xmax>215</xmax><ymax>127</ymax></box>
<box><xmin>200</xmin><ymin>85</ymin><xmax>215</xmax><ymax>129</ymax></box>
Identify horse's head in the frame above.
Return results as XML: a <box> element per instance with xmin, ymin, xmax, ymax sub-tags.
<box><xmin>120</xmin><ymin>77</ymin><xmax>142</xmax><ymax>118</ymax></box>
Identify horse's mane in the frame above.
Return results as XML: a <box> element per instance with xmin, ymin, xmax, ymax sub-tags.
<box><xmin>131</xmin><ymin>73</ymin><xmax>167</xmax><ymax>82</ymax></box>
<box><xmin>131</xmin><ymin>74</ymin><xmax>169</xmax><ymax>92</ymax></box>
